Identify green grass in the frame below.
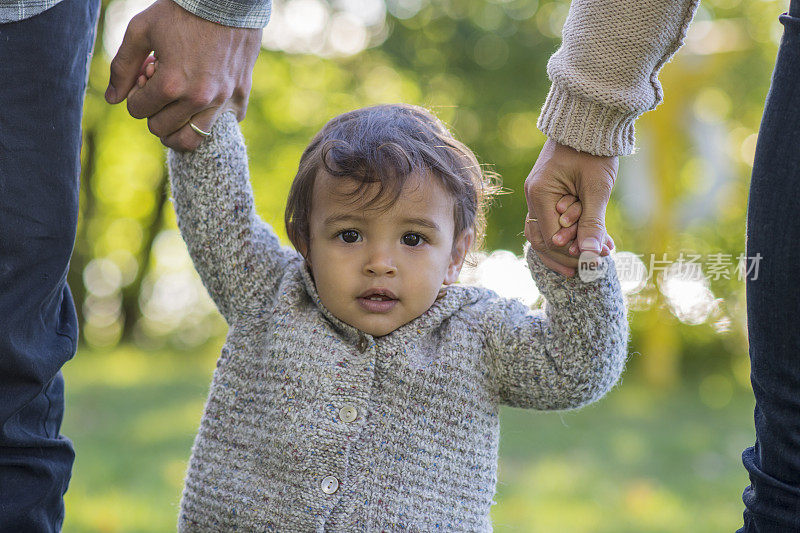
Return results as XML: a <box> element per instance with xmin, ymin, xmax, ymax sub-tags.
<box><xmin>61</xmin><ymin>344</ymin><xmax>754</xmax><ymax>532</ymax></box>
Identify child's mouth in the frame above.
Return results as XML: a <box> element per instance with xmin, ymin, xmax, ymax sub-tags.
<box><xmin>357</xmin><ymin>294</ymin><xmax>397</xmax><ymax>313</ymax></box>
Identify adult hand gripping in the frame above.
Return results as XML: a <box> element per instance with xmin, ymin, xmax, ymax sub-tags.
<box><xmin>524</xmin><ymin>139</ymin><xmax>618</xmax><ymax>278</ymax></box>
<box><xmin>105</xmin><ymin>0</ymin><xmax>263</xmax><ymax>151</ymax></box>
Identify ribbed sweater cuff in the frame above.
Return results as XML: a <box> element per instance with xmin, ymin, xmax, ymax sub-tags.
<box><xmin>537</xmin><ymin>84</ymin><xmax>639</xmax><ymax>157</ymax></box>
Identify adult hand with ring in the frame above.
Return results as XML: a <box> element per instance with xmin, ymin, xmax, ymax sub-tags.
<box><xmin>526</xmin><ymin>197</ymin><xmax>615</xmax><ymax>273</ymax></box>
<box><xmin>105</xmin><ymin>0</ymin><xmax>262</xmax><ymax>151</ymax></box>
<box><xmin>524</xmin><ymin>139</ymin><xmax>618</xmax><ymax>277</ymax></box>
<box><xmin>129</xmin><ymin>55</ymin><xmax>221</xmax><ymax>143</ymax></box>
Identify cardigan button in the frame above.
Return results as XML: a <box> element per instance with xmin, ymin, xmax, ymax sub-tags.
<box><xmin>321</xmin><ymin>475</ymin><xmax>339</xmax><ymax>494</ymax></box>
<box><xmin>356</xmin><ymin>336</ymin><xmax>369</xmax><ymax>353</ymax></box>
<box><xmin>339</xmin><ymin>404</ymin><xmax>358</xmax><ymax>423</ymax></box>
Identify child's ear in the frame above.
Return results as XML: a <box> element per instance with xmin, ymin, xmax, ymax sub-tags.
<box><xmin>444</xmin><ymin>228</ymin><xmax>474</xmax><ymax>285</ymax></box>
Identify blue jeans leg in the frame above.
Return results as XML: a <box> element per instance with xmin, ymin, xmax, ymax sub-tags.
<box><xmin>0</xmin><ymin>0</ymin><xmax>99</xmax><ymax>530</ymax></box>
<box><xmin>740</xmin><ymin>1</ymin><xmax>800</xmax><ymax>531</ymax></box>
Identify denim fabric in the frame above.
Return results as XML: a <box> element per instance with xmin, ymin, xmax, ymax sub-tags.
<box><xmin>739</xmin><ymin>1</ymin><xmax>800</xmax><ymax>530</ymax></box>
<box><xmin>0</xmin><ymin>0</ymin><xmax>99</xmax><ymax>529</ymax></box>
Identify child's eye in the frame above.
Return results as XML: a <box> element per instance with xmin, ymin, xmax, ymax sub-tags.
<box><xmin>337</xmin><ymin>230</ymin><xmax>361</xmax><ymax>243</ymax></box>
<box><xmin>402</xmin><ymin>233</ymin><xmax>425</xmax><ymax>247</ymax></box>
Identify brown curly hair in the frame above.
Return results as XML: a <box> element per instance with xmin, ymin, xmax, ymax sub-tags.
<box><xmin>285</xmin><ymin>104</ymin><xmax>501</xmax><ymax>257</ymax></box>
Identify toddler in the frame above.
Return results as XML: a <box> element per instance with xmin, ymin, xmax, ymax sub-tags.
<box><xmin>148</xmin><ymin>60</ymin><xmax>629</xmax><ymax>531</ymax></box>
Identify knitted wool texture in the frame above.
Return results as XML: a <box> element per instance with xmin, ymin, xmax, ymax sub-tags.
<box><xmin>167</xmin><ymin>113</ymin><xmax>629</xmax><ymax>531</ymax></box>
<box><xmin>538</xmin><ymin>0</ymin><xmax>700</xmax><ymax>156</ymax></box>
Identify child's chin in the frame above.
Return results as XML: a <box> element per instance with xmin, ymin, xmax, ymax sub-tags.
<box><xmin>364</xmin><ymin>325</ymin><xmax>398</xmax><ymax>337</ymax></box>
<box><xmin>359</xmin><ymin>319</ymin><xmax>403</xmax><ymax>338</ymax></box>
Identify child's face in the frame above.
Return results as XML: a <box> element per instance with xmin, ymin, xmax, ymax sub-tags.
<box><xmin>305</xmin><ymin>171</ymin><xmax>473</xmax><ymax>337</ymax></box>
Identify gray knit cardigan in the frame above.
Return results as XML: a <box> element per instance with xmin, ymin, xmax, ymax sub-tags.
<box><xmin>167</xmin><ymin>112</ymin><xmax>629</xmax><ymax>532</ymax></box>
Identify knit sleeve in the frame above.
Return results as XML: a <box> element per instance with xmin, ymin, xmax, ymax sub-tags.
<box><xmin>167</xmin><ymin>112</ymin><xmax>299</xmax><ymax>324</ymax></box>
<box><xmin>537</xmin><ymin>0</ymin><xmax>700</xmax><ymax>156</ymax></box>
<box><xmin>483</xmin><ymin>244</ymin><xmax>629</xmax><ymax>410</ymax></box>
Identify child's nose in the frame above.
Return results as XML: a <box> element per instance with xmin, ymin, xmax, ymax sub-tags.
<box><xmin>363</xmin><ymin>250</ymin><xmax>397</xmax><ymax>277</ymax></box>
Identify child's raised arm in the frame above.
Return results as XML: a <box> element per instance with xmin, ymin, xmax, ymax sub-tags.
<box><xmin>483</xmin><ymin>246</ymin><xmax>628</xmax><ymax>410</ymax></box>
<box><xmin>167</xmin><ymin>112</ymin><xmax>299</xmax><ymax>324</ymax></box>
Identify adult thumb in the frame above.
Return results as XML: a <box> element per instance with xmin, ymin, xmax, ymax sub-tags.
<box><xmin>576</xmin><ymin>191</ymin><xmax>609</xmax><ymax>256</ymax></box>
<box><xmin>106</xmin><ymin>15</ymin><xmax>151</xmax><ymax>104</ymax></box>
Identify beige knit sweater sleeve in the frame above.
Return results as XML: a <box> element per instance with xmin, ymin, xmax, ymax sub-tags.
<box><xmin>538</xmin><ymin>0</ymin><xmax>700</xmax><ymax>156</ymax></box>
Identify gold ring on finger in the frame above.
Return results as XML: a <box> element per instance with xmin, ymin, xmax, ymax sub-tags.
<box><xmin>189</xmin><ymin>122</ymin><xmax>212</xmax><ymax>137</ymax></box>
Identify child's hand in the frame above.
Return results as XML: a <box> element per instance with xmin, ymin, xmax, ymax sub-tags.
<box><xmin>127</xmin><ymin>55</ymin><xmax>157</xmax><ymax>99</ymax></box>
<box><xmin>551</xmin><ymin>195</ymin><xmax>615</xmax><ymax>257</ymax></box>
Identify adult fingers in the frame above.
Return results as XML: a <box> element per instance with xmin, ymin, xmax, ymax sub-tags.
<box><xmin>523</xmin><ymin>213</ymin><xmax>542</xmax><ymax>250</ymax></box>
<box><xmin>143</xmin><ymin>76</ymin><xmax>248</xmax><ymax>139</ymax></box>
<box><xmin>110</xmin><ymin>0</ymin><xmax>261</xmax><ymax>143</ymax></box>
<box><xmin>128</xmin><ymin>41</ymin><xmax>253</xmax><ymax>133</ymax></box>
<box><xmin>575</xmin><ymin>179</ymin><xmax>613</xmax><ymax>263</ymax></box>
<box><xmin>126</xmin><ymin>65</ymin><xmax>192</xmax><ymax>121</ymax></box>
<box><xmin>554</xmin><ymin>225</ymin><xmax>612</xmax><ymax>255</ymax></box>
<box><xmin>230</xmin><ymin>76</ymin><xmax>253</xmax><ymax>122</ymax></box>
<box><xmin>525</xmin><ymin>217</ymin><xmax>579</xmax><ymax>277</ymax></box>
<box><xmin>159</xmin><ymin>106</ymin><xmax>221</xmax><ymax>152</ymax></box>
<box><xmin>569</xmin><ymin>234</ymin><xmax>614</xmax><ymax>256</ymax></box>
<box><xmin>106</xmin><ymin>14</ymin><xmax>152</xmax><ymax>104</ymax></box>
<box><xmin>538</xmin><ymin>250</ymin><xmax>577</xmax><ymax>278</ymax></box>
<box><xmin>524</xmin><ymin>147</ymin><xmax>577</xmax><ymax>256</ymax></box>
<box><xmin>534</xmin><ymin>241</ymin><xmax>579</xmax><ymax>277</ymax></box>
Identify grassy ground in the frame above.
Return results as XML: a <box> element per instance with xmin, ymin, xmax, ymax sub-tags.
<box><xmin>61</xmin><ymin>344</ymin><xmax>754</xmax><ymax>532</ymax></box>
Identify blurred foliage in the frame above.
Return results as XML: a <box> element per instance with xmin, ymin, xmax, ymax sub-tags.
<box><xmin>72</xmin><ymin>0</ymin><xmax>788</xmax><ymax>389</ymax></box>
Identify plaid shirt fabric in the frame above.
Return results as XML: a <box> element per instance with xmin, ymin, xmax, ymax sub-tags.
<box><xmin>0</xmin><ymin>0</ymin><xmax>59</xmax><ymax>23</ymax></box>
<box><xmin>1</xmin><ymin>0</ymin><xmax>271</xmax><ymax>27</ymax></box>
